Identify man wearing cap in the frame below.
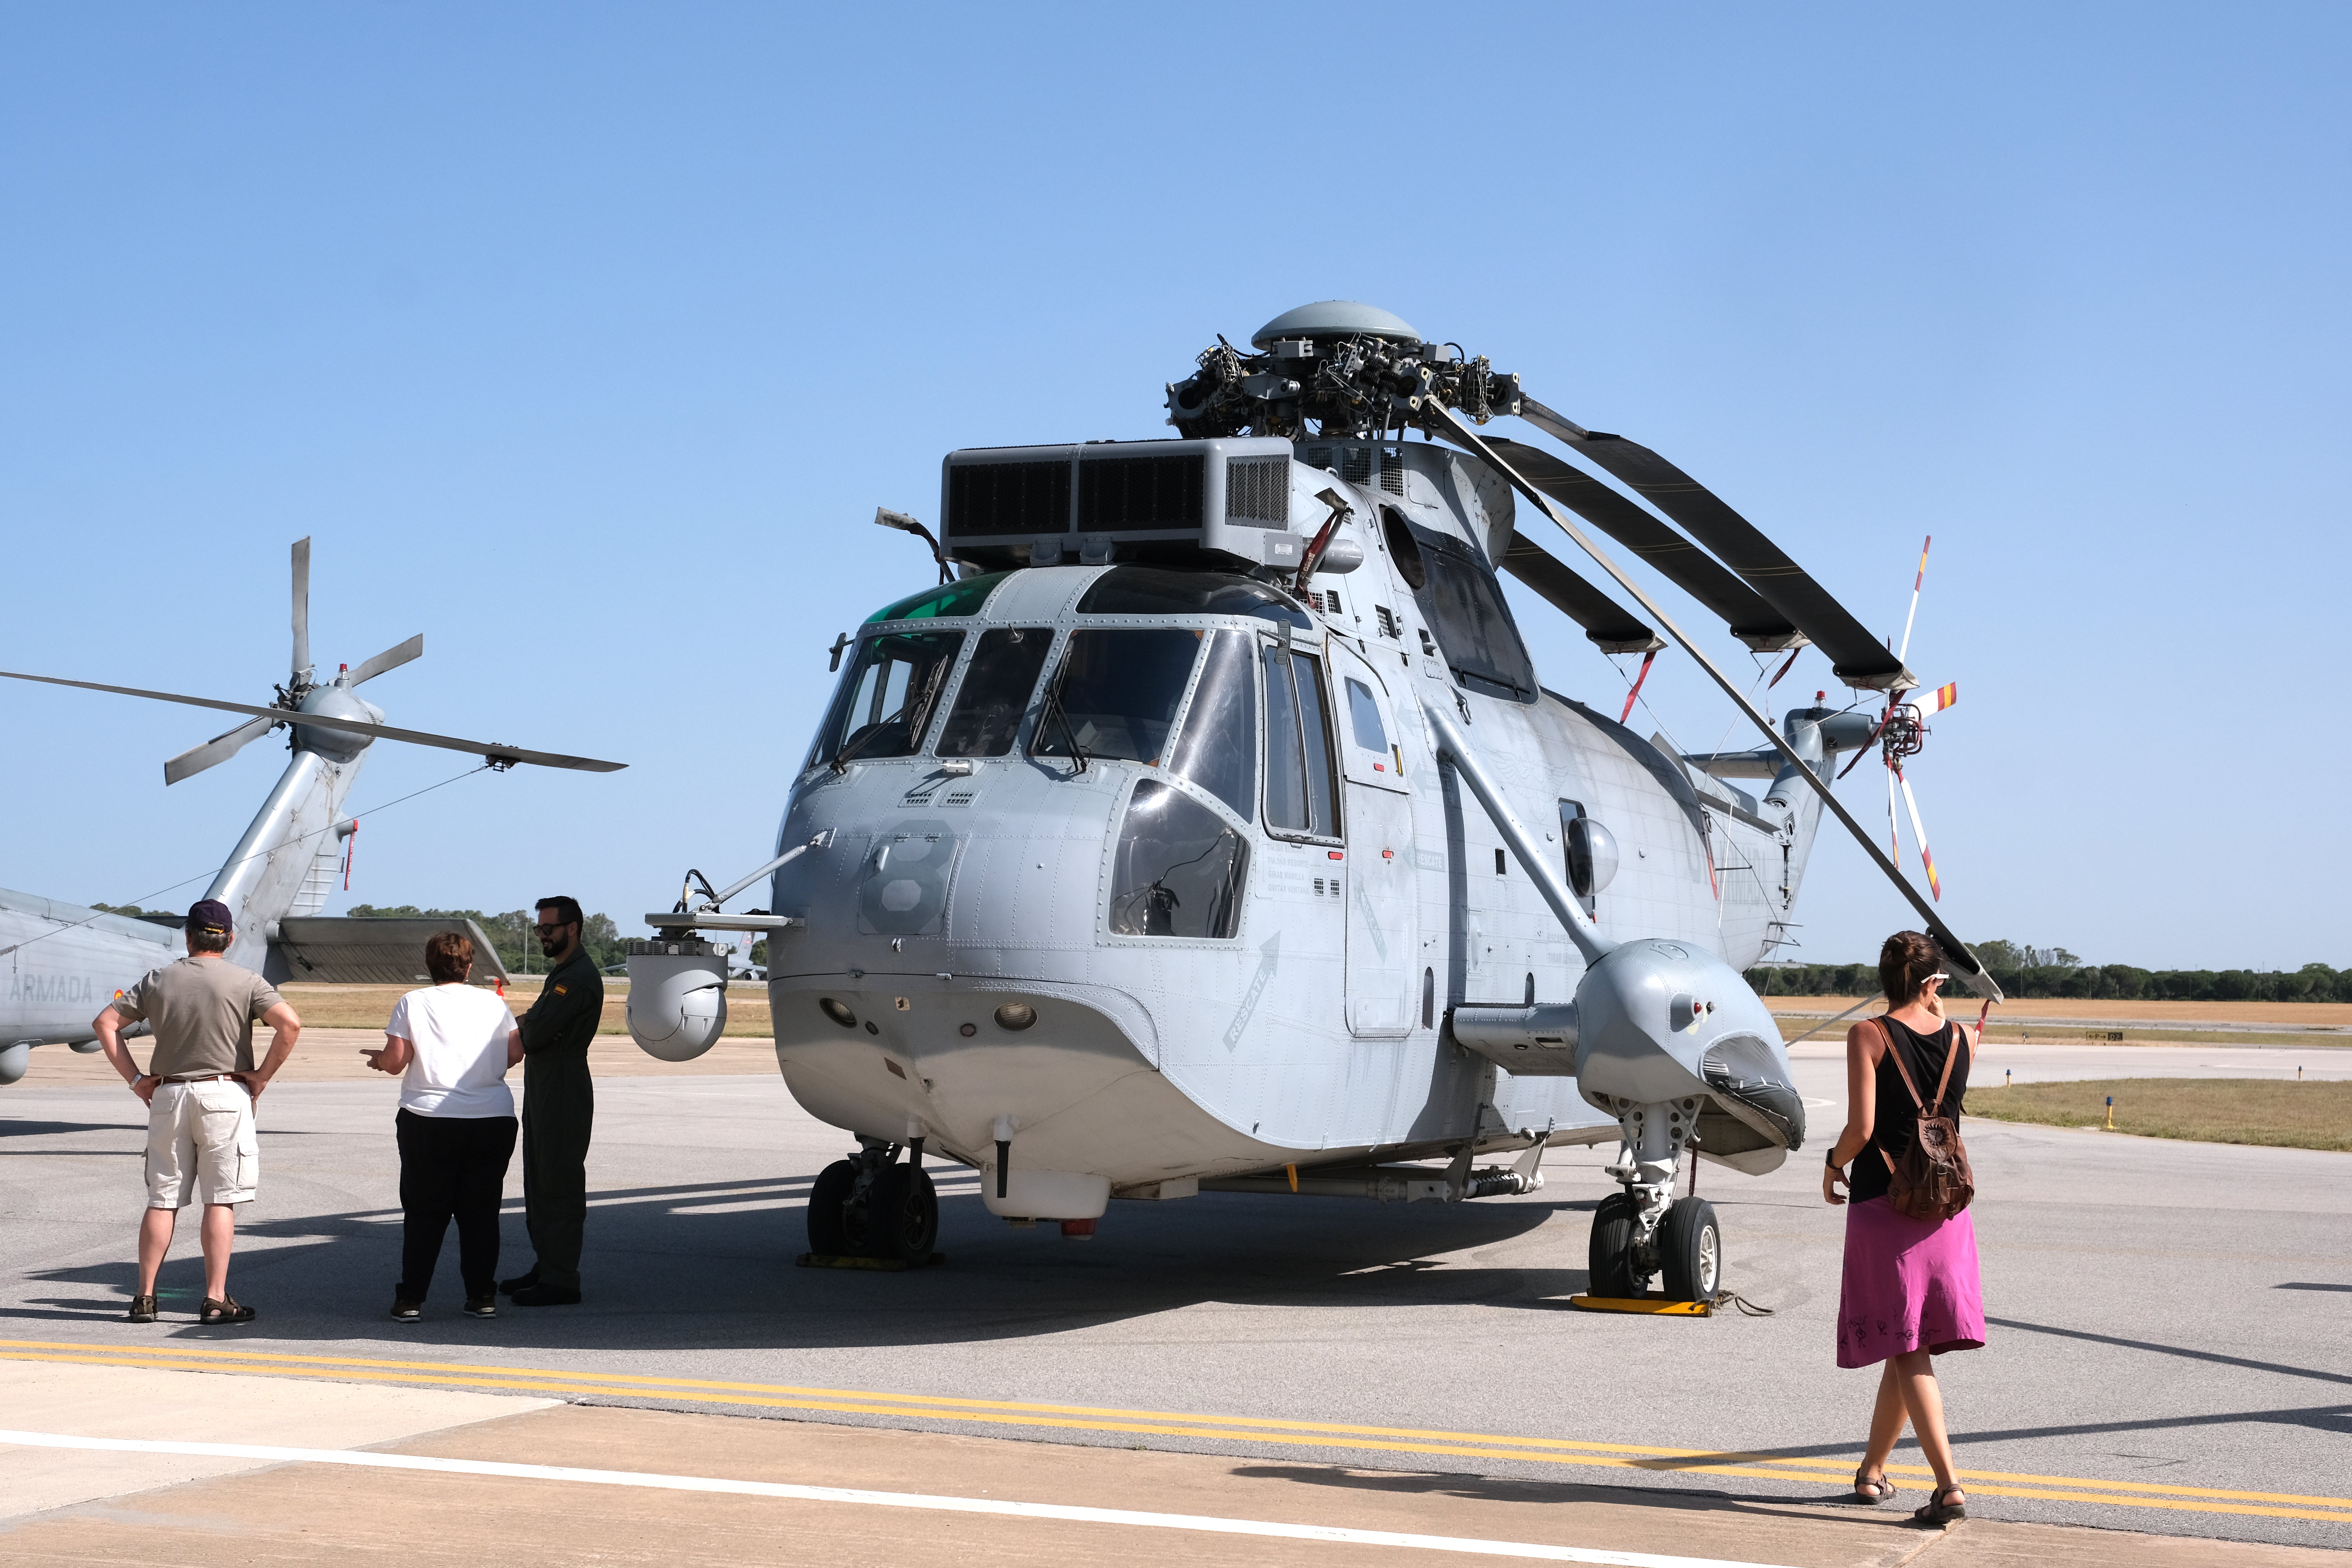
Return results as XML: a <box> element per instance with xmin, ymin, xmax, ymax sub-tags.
<box><xmin>500</xmin><ymin>895</ymin><xmax>603</xmax><ymax>1307</ymax></box>
<box><xmin>92</xmin><ymin>898</ymin><xmax>303</xmax><ymax>1326</ymax></box>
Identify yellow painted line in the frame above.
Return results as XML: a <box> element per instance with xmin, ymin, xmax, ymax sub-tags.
<box><xmin>4</xmin><ymin>1342</ymin><xmax>2346</xmax><ymax>1523</ymax></box>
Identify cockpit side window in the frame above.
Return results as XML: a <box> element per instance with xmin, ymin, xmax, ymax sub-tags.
<box><xmin>1343</xmin><ymin>677</ymin><xmax>1387</xmax><ymax>754</ymax></box>
<box><xmin>1165</xmin><ymin>629</ymin><xmax>1256</xmax><ymax>822</ymax></box>
<box><xmin>807</xmin><ymin>630</ymin><xmax>966</xmax><ymax>770</ymax></box>
<box><xmin>1107</xmin><ymin>779</ymin><xmax>1248</xmax><ymax>939</ymax></box>
<box><xmin>936</xmin><ymin>627</ymin><xmax>1052</xmax><ymax>757</ymax></box>
<box><xmin>1262</xmin><ymin>644</ymin><xmax>1340</xmax><ymax>839</ymax></box>
<box><xmin>1031</xmin><ymin>628</ymin><xmax>1201</xmax><ymax>764</ymax></box>
<box><xmin>1404</xmin><ymin>523</ymin><xmax>1537</xmax><ymax>703</ymax></box>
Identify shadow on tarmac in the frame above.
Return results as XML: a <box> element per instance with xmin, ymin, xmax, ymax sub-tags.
<box><xmin>1230</xmin><ymin>1462</ymin><xmax>1925</xmax><ymax>1526</ymax></box>
<box><xmin>13</xmin><ymin>1168</ymin><xmax>1599</xmax><ymax>1352</ymax></box>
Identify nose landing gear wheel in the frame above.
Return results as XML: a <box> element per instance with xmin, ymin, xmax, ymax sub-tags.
<box><xmin>806</xmin><ymin>1159</ymin><xmax>855</xmax><ymax>1255</ymax></box>
<box><xmin>1660</xmin><ymin>1196</ymin><xmax>1720</xmax><ymax>1303</ymax></box>
<box><xmin>860</xmin><ymin>1162</ymin><xmax>940</xmax><ymax>1264</ymax></box>
<box><xmin>1588</xmin><ymin>1191</ymin><xmax>1640</xmax><ymax>1298</ymax></box>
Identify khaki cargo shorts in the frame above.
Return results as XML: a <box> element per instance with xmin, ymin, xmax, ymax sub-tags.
<box><xmin>145</xmin><ymin>1078</ymin><xmax>259</xmax><ymax>1209</ymax></box>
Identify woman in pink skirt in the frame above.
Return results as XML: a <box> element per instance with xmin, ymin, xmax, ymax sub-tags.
<box><xmin>1824</xmin><ymin>930</ymin><xmax>1984</xmax><ymax>1527</ymax></box>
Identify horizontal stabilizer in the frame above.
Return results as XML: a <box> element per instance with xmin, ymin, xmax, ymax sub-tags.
<box><xmin>1498</xmin><ymin>531</ymin><xmax>1662</xmax><ymax>654</ymax></box>
<box><xmin>1683</xmin><ymin>746</ymin><xmax>1781</xmax><ymax>781</ymax></box>
<box><xmin>266</xmin><ymin>916</ymin><xmax>511</xmax><ymax>986</ymax></box>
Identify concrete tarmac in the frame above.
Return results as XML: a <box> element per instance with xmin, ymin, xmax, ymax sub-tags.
<box><xmin>3</xmin><ymin>1037</ymin><xmax>2347</xmax><ymax>1560</ymax></box>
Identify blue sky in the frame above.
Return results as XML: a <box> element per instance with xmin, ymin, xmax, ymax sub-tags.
<box><xmin>2</xmin><ymin>4</ymin><xmax>2343</xmax><ymax>970</ymax></box>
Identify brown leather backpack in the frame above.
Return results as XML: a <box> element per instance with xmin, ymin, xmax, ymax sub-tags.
<box><xmin>1874</xmin><ymin>1019</ymin><xmax>1975</xmax><ymax>1222</ymax></box>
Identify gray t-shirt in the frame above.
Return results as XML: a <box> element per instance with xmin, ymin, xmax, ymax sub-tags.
<box><xmin>113</xmin><ymin>956</ymin><xmax>285</xmax><ymax>1078</ymax></box>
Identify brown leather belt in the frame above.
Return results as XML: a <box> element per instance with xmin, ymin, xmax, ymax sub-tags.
<box><xmin>162</xmin><ymin>1073</ymin><xmax>239</xmax><ymax>1084</ymax></box>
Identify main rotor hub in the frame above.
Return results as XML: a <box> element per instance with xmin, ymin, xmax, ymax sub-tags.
<box><xmin>1167</xmin><ymin>300</ymin><xmax>1521</xmax><ymax>442</ymax></box>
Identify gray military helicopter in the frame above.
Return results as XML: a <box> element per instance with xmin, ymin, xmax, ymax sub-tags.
<box><xmin>0</xmin><ymin>539</ymin><xmax>623</xmax><ymax>1084</ymax></box>
<box><xmin>628</xmin><ymin>302</ymin><xmax>1999</xmax><ymax>1301</ymax></box>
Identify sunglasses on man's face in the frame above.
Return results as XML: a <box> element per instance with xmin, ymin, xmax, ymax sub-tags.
<box><xmin>535</xmin><ymin>921</ymin><xmax>574</xmax><ymax>935</ymax></box>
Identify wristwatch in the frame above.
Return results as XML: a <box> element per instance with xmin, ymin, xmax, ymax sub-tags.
<box><xmin>1825</xmin><ymin>1147</ymin><xmax>1844</xmax><ymax>1169</ymax></box>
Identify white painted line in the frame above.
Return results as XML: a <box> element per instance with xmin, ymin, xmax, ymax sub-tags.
<box><xmin>0</xmin><ymin>1429</ymin><xmax>1798</xmax><ymax>1567</ymax></box>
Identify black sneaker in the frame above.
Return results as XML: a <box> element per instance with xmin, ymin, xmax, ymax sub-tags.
<box><xmin>390</xmin><ymin>1299</ymin><xmax>423</xmax><ymax>1323</ymax></box>
<box><xmin>199</xmin><ymin>1296</ymin><xmax>256</xmax><ymax>1326</ymax></box>
<box><xmin>125</xmin><ymin>1294</ymin><xmax>157</xmax><ymax>1324</ymax></box>
<box><xmin>498</xmin><ymin>1270</ymin><xmax>539</xmax><ymax>1296</ymax></box>
<box><xmin>463</xmin><ymin>1295</ymin><xmax>498</xmax><ymax>1319</ymax></box>
<box><xmin>509</xmin><ymin>1284</ymin><xmax>581</xmax><ymax>1307</ymax></box>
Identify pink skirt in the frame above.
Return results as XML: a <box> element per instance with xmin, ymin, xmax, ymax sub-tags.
<box><xmin>1836</xmin><ymin>1196</ymin><xmax>1986</xmax><ymax>1369</ymax></box>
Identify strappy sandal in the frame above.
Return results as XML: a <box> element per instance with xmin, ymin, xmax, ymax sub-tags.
<box><xmin>1853</xmin><ymin>1466</ymin><xmax>1895</xmax><ymax>1504</ymax></box>
<box><xmin>1913</xmin><ymin>1485</ymin><xmax>1966</xmax><ymax>1526</ymax></box>
<box><xmin>124</xmin><ymin>1294</ymin><xmax>158</xmax><ymax>1324</ymax></box>
<box><xmin>199</xmin><ymin>1296</ymin><xmax>256</xmax><ymax>1326</ymax></box>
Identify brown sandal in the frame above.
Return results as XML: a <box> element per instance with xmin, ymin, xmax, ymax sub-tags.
<box><xmin>1853</xmin><ymin>1466</ymin><xmax>1895</xmax><ymax>1504</ymax></box>
<box><xmin>125</xmin><ymin>1294</ymin><xmax>158</xmax><ymax>1324</ymax></box>
<box><xmin>1914</xmin><ymin>1485</ymin><xmax>1966</xmax><ymax>1525</ymax></box>
<box><xmin>199</xmin><ymin>1296</ymin><xmax>256</xmax><ymax>1326</ymax></box>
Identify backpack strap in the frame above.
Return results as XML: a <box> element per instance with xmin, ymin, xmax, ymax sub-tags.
<box><xmin>1928</xmin><ymin>1020</ymin><xmax>1960</xmax><ymax>1111</ymax></box>
<box><xmin>1876</xmin><ymin>1017</ymin><xmax>1929</xmax><ymax>1111</ymax></box>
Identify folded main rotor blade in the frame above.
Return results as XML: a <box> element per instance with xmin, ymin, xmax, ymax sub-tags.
<box><xmin>349</xmin><ymin>633</ymin><xmax>423</xmax><ymax>686</ymax></box>
<box><xmin>0</xmin><ymin>669</ymin><xmax>624</xmax><ymax>773</ymax></box>
<box><xmin>1469</xmin><ymin>436</ymin><xmax>1800</xmax><ymax>652</ymax></box>
<box><xmin>1427</xmin><ymin>404</ymin><xmax>1998</xmax><ymax>1000</ymax></box>
<box><xmin>1516</xmin><ymin>397</ymin><xmax>1910</xmax><ymax>692</ymax></box>
<box><xmin>164</xmin><ymin>714</ymin><xmax>278</xmax><ymax>786</ymax></box>
<box><xmin>1498</xmin><ymin>531</ymin><xmax>1663</xmax><ymax>654</ymax></box>
<box><xmin>291</xmin><ymin>537</ymin><xmax>311</xmax><ymax>681</ymax></box>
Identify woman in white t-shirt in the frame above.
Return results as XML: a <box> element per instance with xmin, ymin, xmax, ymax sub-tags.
<box><xmin>363</xmin><ymin>931</ymin><xmax>521</xmax><ymax>1322</ymax></box>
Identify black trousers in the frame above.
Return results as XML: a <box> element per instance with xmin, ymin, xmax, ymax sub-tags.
<box><xmin>520</xmin><ymin>1054</ymin><xmax>593</xmax><ymax>1289</ymax></box>
<box><xmin>395</xmin><ymin>1109</ymin><xmax>518</xmax><ymax>1301</ymax></box>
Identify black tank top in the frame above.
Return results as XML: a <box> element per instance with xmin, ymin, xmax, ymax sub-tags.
<box><xmin>1849</xmin><ymin>1015</ymin><xmax>1970</xmax><ymax>1205</ymax></box>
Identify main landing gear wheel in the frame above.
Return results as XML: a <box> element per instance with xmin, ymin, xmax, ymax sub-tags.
<box><xmin>1660</xmin><ymin>1196</ymin><xmax>1721</xmax><ymax>1303</ymax></box>
<box><xmin>857</xmin><ymin>1162</ymin><xmax>939</xmax><ymax>1265</ymax></box>
<box><xmin>807</xmin><ymin>1159</ymin><xmax>855</xmax><ymax>1255</ymax></box>
<box><xmin>1588</xmin><ymin>1191</ymin><xmax>1640</xmax><ymax>1299</ymax></box>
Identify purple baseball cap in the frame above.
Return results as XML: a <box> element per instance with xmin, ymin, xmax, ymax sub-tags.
<box><xmin>187</xmin><ymin>899</ymin><xmax>235</xmax><ymax>936</ymax></box>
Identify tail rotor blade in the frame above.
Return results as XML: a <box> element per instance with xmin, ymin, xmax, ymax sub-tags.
<box><xmin>1904</xmin><ymin>681</ymin><xmax>1958</xmax><ymax>720</ymax></box>
<box><xmin>1896</xmin><ymin>766</ymin><xmax>1942</xmax><ymax>901</ymax></box>
<box><xmin>291</xmin><ymin>537</ymin><xmax>312</xmax><ymax>682</ymax></box>
<box><xmin>1887</xmin><ymin>764</ymin><xmax>1901</xmax><ymax>864</ymax></box>
<box><xmin>1897</xmin><ymin>534</ymin><xmax>1931</xmax><ymax>664</ymax></box>
<box><xmin>163</xmin><ymin>714</ymin><xmax>278</xmax><ymax>786</ymax></box>
<box><xmin>349</xmin><ymin>634</ymin><xmax>423</xmax><ymax>687</ymax></box>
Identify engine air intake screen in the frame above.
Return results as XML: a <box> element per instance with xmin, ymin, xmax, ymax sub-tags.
<box><xmin>946</xmin><ymin>461</ymin><xmax>1070</xmax><ymax>539</ymax></box>
<box><xmin>1078</xmin><ymin>454</ymin><xmax>1205</xmax><ymax>531</ymax></box>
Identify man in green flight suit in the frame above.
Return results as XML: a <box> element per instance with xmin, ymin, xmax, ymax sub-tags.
<box><xmin>501</xmin><ymin>896</ymin><xmax>603</xmax><ymax>1306</ymax></box>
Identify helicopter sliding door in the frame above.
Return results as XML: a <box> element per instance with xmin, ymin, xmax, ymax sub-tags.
<box><xmin>1328</xmin><ymin>645</ymin><xmax>1418</xmax><ymax>1039</ymax></box>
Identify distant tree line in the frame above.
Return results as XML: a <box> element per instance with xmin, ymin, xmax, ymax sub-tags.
<box><xmin>1749</xmin><ymin>938</ymin><xmax>2352</xmax><ymax>1001</ymax></box>
<box><xmin>346</xmin><ymin>905</ymin><xmax>630</xmax><ymax>975</ymax></box>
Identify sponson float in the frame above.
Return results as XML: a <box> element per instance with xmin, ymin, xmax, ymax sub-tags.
<box><xmin>629</xmin><ymin>302</ymin><xmax>1999</xmax><ymax>1300</ymax></box>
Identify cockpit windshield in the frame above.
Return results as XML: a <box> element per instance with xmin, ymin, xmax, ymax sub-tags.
<box><xmin>1031</xmin><ymin>628</ymin><xmax>1201</xmax><ymax>765</ymax></box>
<box><xmin>807</xmin><ymin>629</ymin><xmax>966</xmax><ymax>769</ymax></box>
<box><xmin>936</xmin><ymin>626</ymin><xmax>1052</xmax><ymax>757</ymax></box>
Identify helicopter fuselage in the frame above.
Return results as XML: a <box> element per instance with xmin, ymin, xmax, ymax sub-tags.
<box><xmin>751</xmin><ymin>439</ymin><xmax>1813</xmax><ymax>1218</ymax></box>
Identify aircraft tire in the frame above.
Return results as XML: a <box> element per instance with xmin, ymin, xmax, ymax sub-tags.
<box><xmin>807</xmin><ymin>1159</ymin><xmax>855</xmax><ymax>1255</ymax></box>
<box><xmin>1587</xmin><ymin>1191</ymin><xmax>1640</xmax><ymax>1299</ymax></box>
<box><xmin>862</xmin><ymin>1163</ymin><xmax>940</xmax><ymax>1265</ymax></box>
<box><xmin>1659</xmin><ymin>1196</ymin><xmax>1721</xmax><ymax>1304</ymax></box>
